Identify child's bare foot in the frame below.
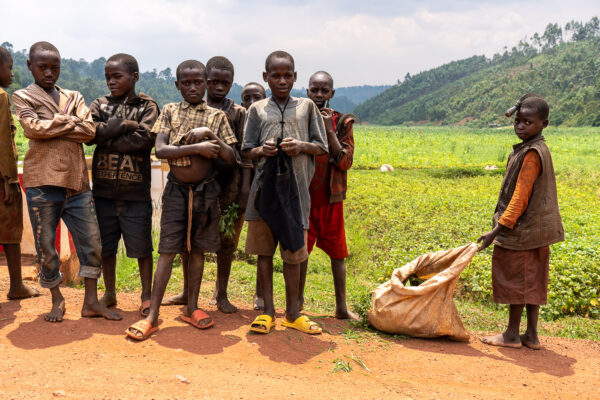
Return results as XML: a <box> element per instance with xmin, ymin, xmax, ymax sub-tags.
<box><xmin>99</xmin><ymin>292</ymin><xmax>117</xmax><ymax>308</ymax></box>
<box><xmin>7</xmin><ymin>284</ymin><xmax>40</xmax><ymax>300</ymax></box>
<box><xmin>209</xmin><ymin>290</ymin><xmax>218</xmax><ymax>306</ymax></box>
<box><xmin>216</xmin><ymin>297</ymin><xmax>238</xmax><ymax>314</ymax></box>
<box><xmin>335</xmin><ymin>308</ymin><xmax>360</xmax><ymax>321</ymax></box>
<box><xmin>81</xmin><ymin>300</ymin><xmax>122</xmax><ymax>320</ymax></box>
<box><xmin>481</xmin><ymin>333</ymin><xmax>522</xmax><ymax>348</ymax></box>
<box><xmin>161</xmin><ymin>292</ymin><xmax>187</xmax><ymax>306</ymax></box>
<box><xmin>520</xmin><ymin>332</ymin><xmax>542</xmax><ymax>350</ymax></box>
<box><xmin>253</xmin><ymin>294</ymin><xmax>264</xmax><ymax>311</ymax></box>
<box><xmin>45</xmin><ymin>296</ymin><xmax>66</xmax><ymax>323</ymax></box>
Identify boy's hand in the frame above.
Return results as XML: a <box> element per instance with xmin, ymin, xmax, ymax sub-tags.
<box><xmin>280</xmin><ymin>137</ymin><xmax>304</xmax><ymax>156</ymax></box>
<box><xmin>477</xmin><ymin>224</ymin><xmax>503</xmax><ymax>251</ymax></box>
<box><xmin>195</xmin><ymin>140</ymin><xmax>220</xmax><ymax>158</ymax></box>
<box><xmin>186</xmin><ymin>127</ymin><xmax>214</xmax><ymax>143</ymax></box>
<box><xmin>320</xmin><ymin>108</ymin><xmax>334</xmax><ymax>128</ymax></box>
<box><xmin>122</xmin><ymin>120</ymin><xmax>139</xmax><ymax>132</ymax></box>
<box><xmin>3</xmin><ymin>181</ymin><xmax>21</xmax><ymax>204</ymax></box>
<box><xmin>261</xmin><ymin>139</ymin><xmax>278</xmax><ymax>157</ymax></box>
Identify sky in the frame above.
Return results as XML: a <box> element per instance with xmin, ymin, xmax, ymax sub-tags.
<box><xmin>2</xmin><ymin>0</ymin><xmax>598</xmax><ymax>87</ymax></box>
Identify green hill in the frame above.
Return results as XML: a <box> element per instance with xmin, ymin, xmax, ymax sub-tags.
<box><xmin>355</xmin><ymin>18</ymin><xmax>600</xmax><ymax>127</ymax></box>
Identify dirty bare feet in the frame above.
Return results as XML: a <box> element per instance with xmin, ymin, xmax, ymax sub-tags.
<box><xmin>481</xmin><ymin>333</ymin><xmax>522</xmax><ymax>348</ymax></box>
<box><xmin>520</xmin><ymin>332</ymin><xmax>542</xmax><ymax>350</ymax></box>
<box><xmin>7</xmin><ymin>284</ymin><xmax>40</xmax><ymax>300</ymax></box>
<box><xmin>216</xmin><ymin>297</ymin><xmax>238</xmax><ymax>314</ymax></box>
<box><xmin>99</xmin><ymin>292</ymin><xmax>117</xmax><ymax>308</ymax></box>
<box><xmin>209</xmin><ymin>289</ymin><xmax>218</xmax><ymax>306</ymax></box>
<box><xmin>253</xmin><ymin>293</ymin><xmax>264</xmax><ymax>311</ymax></box>
<box><xmin>46</xmin><ymin>296</ymin><xmax>66</xmax><ymax>323</ymax></box>
<box><xmin>161</xmin><ymin>292</ymin><xmax>187</xmax><ymax>306</ymax></box>
<box><xmin>81</xmin><ymin>300</ymin><xmax>122</xmax><ymax>320</ymax></box>
<box><xmin>335</xmin><ymin>308</ymin><xmax>360</xmax><ymax>321</ymax></box>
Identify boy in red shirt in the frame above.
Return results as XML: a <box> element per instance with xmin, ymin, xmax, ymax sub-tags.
<box><xmin>300</xmin><ymin>71</ymin><xmax>358</xmax><ymax>319</ymax></box>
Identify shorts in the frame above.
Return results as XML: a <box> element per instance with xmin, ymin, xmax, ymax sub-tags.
<box><xmin>158</xmin><ymin>173</ymin><xmax>221</xmax><ymax>254</ymax></box>
<box><xmin>0</xmin><ymin>177</ymin><xmax>23</xmax><ymax>244</ymax></box>
<box><xmin>307</xmin><ymin>201</ymin><xmax>348</xmax><ymax>259</ymax></box>
<box><xmin>94</xmin><ymin>197</ymin><xmax>153</xmax><ymax>258</ymax></box>
<box><xmin>492</xmin><ymin>245</ymin><xmax>550</xmax><ymax>305</ymax></box>
<box><xmin>245</xmin><ymin>219</ymin><xmax>308</xmax><ymax>264</ymax></box>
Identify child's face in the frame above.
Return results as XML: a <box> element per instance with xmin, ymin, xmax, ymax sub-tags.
<box><xmin>514</xmin><ymin>108</ymin><xmax>548</xmax><ymax>141</ymax></box>
<box><xmin>263</xmin><ymin>57</ymin><xmax>296</xmax><ymax>100</ymax></box>
<box><xmin>27</xmin><ymin>50</ymin><xmax>61</xmax><ymax>89</ymax></box>
<box><xmin>0</xmin><ymin>58</ymin><xmax>14</xmax><ymax>89</ymax></box>
<box><xmin>241</xmin><ymin>85</ymin><xmax>266</xmax><ymax>109</ymax></box>
<box><xmin>207</xmin><ymin>68</ymin><xmax>233</xmax><ymax>103</ymax></box>
<box><xmin>175</xmin><ymin>68</ymin><xmax>207</xmax><ymax>104</ymax></box>
<box><xmin>105</xmin><ymin>60</ymin><xmax>138</xmax><ymax>99</ymax></box>
<box><xmin>307</xmin><ymin>76</ymin><xmax>334</xmax><ymax>109</ymax></box>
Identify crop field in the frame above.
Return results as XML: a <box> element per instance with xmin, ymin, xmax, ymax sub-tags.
<box><xmin>14</xmin><ymin>122</ymin><xmax>600</xmax><ymax>339</ymax></box>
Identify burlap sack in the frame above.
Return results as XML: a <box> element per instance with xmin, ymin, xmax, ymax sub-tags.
<box><xmin>368</xmin><ymin>243</ymin><xmax>478</xmax><ymax>341</ymax></box>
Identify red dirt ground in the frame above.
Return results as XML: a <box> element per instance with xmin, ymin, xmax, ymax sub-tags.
<box><xmin>1</xmin><ymin>266</ymin><xmax>599</xmax><ymax>399</ymax></box>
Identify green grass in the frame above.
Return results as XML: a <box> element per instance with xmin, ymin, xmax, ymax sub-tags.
<box><xmin>85</xmin><ymin>124</ymin><xmax>600</xmax><ymax>341</ymax></box>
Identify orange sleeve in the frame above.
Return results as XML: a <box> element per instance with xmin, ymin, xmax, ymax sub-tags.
<box><xmin>498</xmin><ymin>150</ymin><xmax>541</xmax><ymax>229</ymax></box>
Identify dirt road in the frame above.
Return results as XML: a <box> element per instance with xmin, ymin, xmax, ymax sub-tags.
<box><xmin>1</xmin><ymin>268</ymin><xmax>599</xmax><ymax>400</ymax></box>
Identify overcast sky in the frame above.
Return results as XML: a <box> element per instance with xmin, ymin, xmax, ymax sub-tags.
<box><xmin>2</xmin><ymin>0</ymin><xmax>598</xmax><ymax>87</ymax></box>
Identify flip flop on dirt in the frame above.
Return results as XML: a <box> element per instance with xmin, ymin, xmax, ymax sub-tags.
<box><xmin>181</xmin><ymin>309</ymin><xmax>214</xmax><ymax>329</ymax></box>
<box><xmin>520</xmin><ymin>334</ymin><xmax>542</xmax><ymax>350</ymax></box>
<box><xmin>249</xmin><ymin>315</ymin><xmax>275</xmax><ymax>334</ymax></box>
<box><xmin>126</xmin><ymin>320</ymin><xmax>158</xmax><ymax>341</ymax></box>
<box><xmin>139</xmin><ymin>300</ymin><xmax>151</xmax><ymax>317</ymax></box>
<box><xmin>282</xmin><ymin>315</ymin><xmax>322</xmax><ymax>335</ymax></box>
<box><xmin>481</xmin><ymin>333</ymin><xmax>522</xmax><ymax>349</ymax></box>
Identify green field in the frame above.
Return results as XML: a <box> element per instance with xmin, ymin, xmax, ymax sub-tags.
<box><xmin>14</xmin><ymin>122</ymin><xmax>600</xmax><ymax>340</ymax></box>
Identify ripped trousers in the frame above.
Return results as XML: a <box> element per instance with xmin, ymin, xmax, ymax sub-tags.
<box><xmin>26</xmin><ymin>186</ymin><xmax>102</xmax><ymax>289</ymax></box>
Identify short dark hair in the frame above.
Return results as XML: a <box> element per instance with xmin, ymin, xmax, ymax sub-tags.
<box><xmin>309</xmin><ymin>70</ymin><xmax>334</xmax><ymax>87</ymax></box>
<box><xmin>242</xmin><ymin>82</ymin><xmax>266</xmax><ymax>92</ymax></box>
<box><xmin>520</xmin><ymin>96</ymin><xmax>549</xmax><ymax>120</ymax></box>
<box><xmin>206</xmin><ymin>56</ymin><xmax>234</xmax><ymax>77</ymax></box>
<box><xmin>107</xmin><ymin>53</ymin><xmax>139</xmax><ymax>74</ymax></box>
<box><xmin>176</xmin><ymin>60</ymin><xmax>206</xmax><ymax>80</ymax></box>
<box><xmin>0</xmin><ymin>46</ymin><xmax>11</xmax><ymax>64</ymax></box>
<box><xmin>265</xmin><ymin>50</ymin><xmax>294</xmax><ymax>72</ymax></box>
<box><xmin>29</xmin><ymin>41</ymin><xmax>60</xmax><ymax>59</ymax></box>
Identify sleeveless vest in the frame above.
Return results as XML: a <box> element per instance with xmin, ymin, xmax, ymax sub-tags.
<box><xmin>493</xmin><ymin>134</ymin><xmax>564</xmax><ymax>250</ymax></box>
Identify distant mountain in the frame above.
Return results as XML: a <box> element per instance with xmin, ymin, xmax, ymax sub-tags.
<box><xmin>1</xmin><ymin>43</ymin><xmax>388</xmax><ymax>113</ymax></box>
<box><xmin>355</xmin><ymin>17</ymin><xmax>600</xmax><ymax>126</ymax></box>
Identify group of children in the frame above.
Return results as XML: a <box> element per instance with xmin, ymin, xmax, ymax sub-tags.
<box><xmin>0</xmin><ymin>41</ymin><xmax>563</xmax><ymax>349</ymax></box>
<box><xmin>0</xmin><ymin>42</ymin><xmax>358</xmax><ymax>341</ymax></box>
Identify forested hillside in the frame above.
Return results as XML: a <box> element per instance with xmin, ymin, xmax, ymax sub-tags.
<box><xmin>355</xmin><ymin>18</ymin><xmax>600</xmax><ymax>126</ymax></box>
<box><xmin>1</xmin><ymin>42</ymin><xmax>387</xmax><ymax>112</ymax></box>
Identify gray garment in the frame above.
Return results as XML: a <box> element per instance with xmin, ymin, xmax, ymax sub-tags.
<box><xmin>242</xmin><ymin>97</ymin><xmax>328</xmax><ymax>228</ymax></box>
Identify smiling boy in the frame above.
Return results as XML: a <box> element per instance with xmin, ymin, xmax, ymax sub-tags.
<box><xmin>12</xmin><ymin>42</ymin><xmax>121</xmax><ymax>322</ymax></box>
<box><xmin>0</xmin><ymin>46</ymin><xmax>39</xmax><ymax>304</ymax></box>
<box><xmin>126</xmin><ymin>60</ymin><xmax>237</xmax><ymax>340</ymax></box>
<box><xmin>88</xmin><ymin>54</ymin><xmax>159</xmax><ymax>317</ymax></box>
<box><xmin>242</xmin><ymin>51</ymin><xmax>328</xmax><ymax>334</ymax></box>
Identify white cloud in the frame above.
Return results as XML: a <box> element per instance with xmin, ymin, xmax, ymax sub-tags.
<box><xmin>2</xmin><ymin>0</ymin><xmax>598</xmax><ymax>87</ymax></box>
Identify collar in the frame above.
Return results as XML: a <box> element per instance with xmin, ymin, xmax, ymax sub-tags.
<box><xmin>513</xmin><ymin>134</ymin><xmax>544</xmax><ymax>151</ymax></box>
<box><xmin>181</xmin><ymin>100</ymin><xmax>206</xmax><ymax>110</ymax></box>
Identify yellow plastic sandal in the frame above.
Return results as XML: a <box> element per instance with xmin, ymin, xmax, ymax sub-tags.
<box><xmin>281</xmin><ymin>315</ymin><xmax>322</xmax><ymax>335</ymax></box>
<box><xmin>250</xmin><ymin>314</ymin><xmax>275</xmax><ymax>334</ymax></box>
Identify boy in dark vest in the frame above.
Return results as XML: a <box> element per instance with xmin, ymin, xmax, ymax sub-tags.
<box><xmin>300</xmin><ymin>70</ymin><xmax>358</xmax><ymax>320</ymax></box>
<box><xmin>478</xmin><ymin>95</ymin><xmax>564</xmax><ymax>350</ymax></box>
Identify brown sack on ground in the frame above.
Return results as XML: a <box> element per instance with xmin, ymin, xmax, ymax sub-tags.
<box><xmin>368</xmin><ymin>243</ymin><xmax>478</xmax><ymax>341</ymax></box>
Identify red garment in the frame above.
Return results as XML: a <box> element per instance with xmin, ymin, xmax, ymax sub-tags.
<box><xmin>309</xmin><ymin>113</ymin><xmax>338</xmax><ymax>207</ymax></box>
<box><xmin>307</xmin><ymin>201</ymin><xmax>348</xmax><ymax>259</ymax></box>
